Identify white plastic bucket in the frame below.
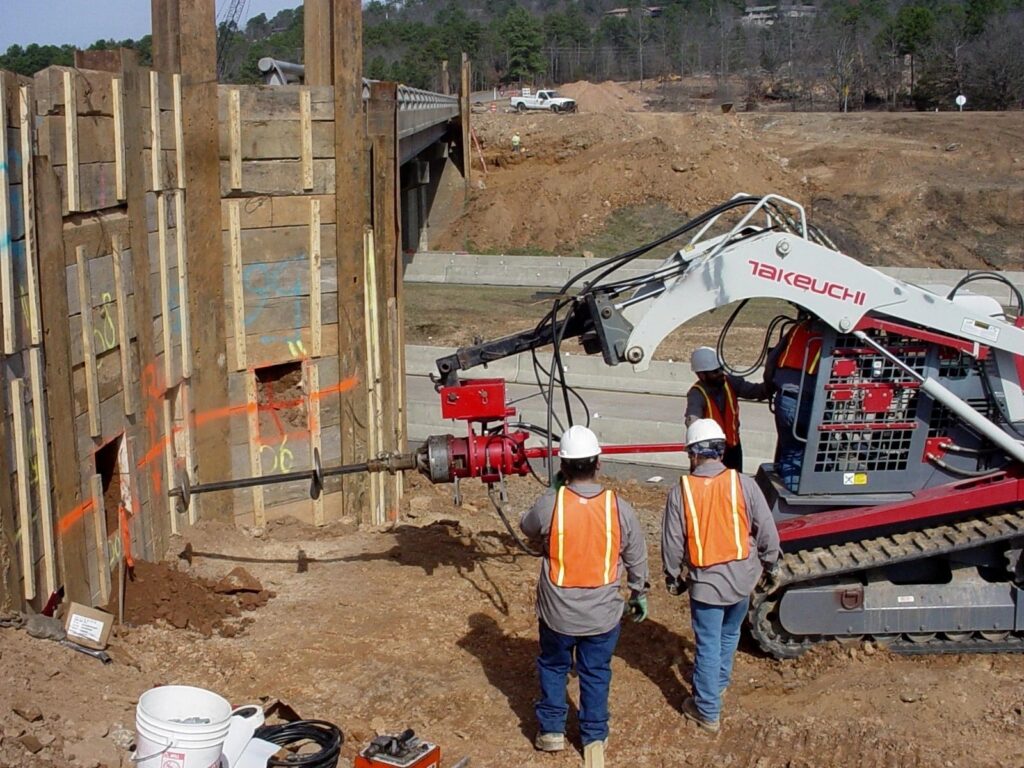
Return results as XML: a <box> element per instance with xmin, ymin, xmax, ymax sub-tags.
<box><xmin>134</xmin><ymin>685</ymin><xmax>234</xmax><ymax>768</ymax></box>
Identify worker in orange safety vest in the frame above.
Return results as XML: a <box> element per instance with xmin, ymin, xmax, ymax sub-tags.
<box><xmin>685</xmin><ymin>346</ymin><xmax>769</xmax><ymax>472</ymax></box>
<box><xmin>662</xmin><ymin>419</ymin><xmax>780</xmax><ymax>734</ymax></box>
<box><xmin>520</xmin><ymin>425</ymin><xmax>649</xmax><ymax>767</ymax></box>
<box><xmin>765</xmin><ymin>316</ymin><xmax>823</xmax><ymax>490</ymax></box>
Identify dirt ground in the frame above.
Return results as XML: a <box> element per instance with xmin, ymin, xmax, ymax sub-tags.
<box><xmin>441</xmin><ymin>84</ymin><xmax>1024</xmax><ymax>270</ymax></box>
<box><xmin>3</xmin><ymin>473</ymin><xmax>1024</xmax><ymax>768</ymax></box>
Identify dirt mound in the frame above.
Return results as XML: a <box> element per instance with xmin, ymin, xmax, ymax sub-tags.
<box><xmin>108</xmin><ymin>560</ymin><xmax>272</xmax><ymax>637</ymax></box>
<box><xmin>558</xmin><ymin>80</ymin><xmax>647</xmax><ymax>113</ymax></box>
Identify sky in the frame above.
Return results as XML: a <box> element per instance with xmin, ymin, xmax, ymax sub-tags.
<box><xmin>0</xmin><ymin>0</ymin><xmax>301</xmax><ymax>50</ymax></box>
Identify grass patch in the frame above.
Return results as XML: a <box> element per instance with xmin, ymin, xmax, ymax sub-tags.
<box><xmin>579</xmin><ymin>202</ymin><xmax>692</xmax><ymax>260</ymax></box>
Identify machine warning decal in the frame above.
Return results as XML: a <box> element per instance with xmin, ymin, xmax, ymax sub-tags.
<box><xmin>842</xmin><ymin>472</ymin><xmax>868</xmax><ymax>486</ymax></box>
<box><xmin>961</xmin><ymin>318</ymin><xmax>1000</xmax><ymax>342</ymax></box>
<box><xmin>897</xmin><ymin>596</ymin><xmax>915</xmax><ymax>604</ymax></box>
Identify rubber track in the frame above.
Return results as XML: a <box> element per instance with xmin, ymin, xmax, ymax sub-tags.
<box><xmin>750</xmin><ymin>507</ymin><xmax>1024</xmax><ymax>658</ymax></box>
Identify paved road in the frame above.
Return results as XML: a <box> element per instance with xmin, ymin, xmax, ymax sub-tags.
<box><xmin>405</xmin><ymin>344</ymin><xmax>777</xmax><ymax>474</ymax></box>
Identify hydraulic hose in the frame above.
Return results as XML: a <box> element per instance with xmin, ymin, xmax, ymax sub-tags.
<box><xmin>255</xmin><ymin>720</ymin><xmax>343</xmax><ymax>768</ymax></box>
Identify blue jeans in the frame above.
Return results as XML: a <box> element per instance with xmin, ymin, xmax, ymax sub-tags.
<box><xmin>536</xmin><ymin>621</ymin><xmax>621</xmax><ymax>745</ymax></box>
<box><xmin>774</xmin><ymin>390</ymin><xmax>811</xmax><ymax>491</ymax></box>
<box><xmin>689</xmin><ymin>596</ymin><xmax>749</xmax><ymax>722</ymax></box>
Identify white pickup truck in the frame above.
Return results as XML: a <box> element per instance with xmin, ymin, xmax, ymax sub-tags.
<box><xmin>509</xmin><ymin>89</ymin><xmax>577</xmax><ymax>113</ymax></box>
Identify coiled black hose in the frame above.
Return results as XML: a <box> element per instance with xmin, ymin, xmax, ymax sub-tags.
<box><xmin>255</xmin><ymin>720</ymin><xmax>343</xmax><ymax>768</ymax></box>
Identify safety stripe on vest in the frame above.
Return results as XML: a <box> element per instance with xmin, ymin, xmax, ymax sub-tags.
<box><xmin>695</xmin><ymin>380</ymin><xmax>739</xmax><ymax>445</ymax></box>
<box><xmin>603</xmin><ymin>491</ymin><xmax>614</xmax><ymax>584</ymax></box>
<box><xmin>680</xmin><ymin>475</ymin><xmax>704</xmax><ymax>566</ymax></box>
<box><xmin>730</xmin><ymin>470</ymin><xmax>743</xmax><ymax>560</ymax></box>
<box><xmin>555</xmin><ymin>487</ymin><xmax>566</xmax><ymax>587</ymax></box>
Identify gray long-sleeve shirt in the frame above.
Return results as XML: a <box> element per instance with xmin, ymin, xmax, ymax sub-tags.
<box><xmin>661</xmin><ymin>460</ymin><xmax>780</xmax><ymax>606</ymax></box>
<box><xmin>521</xmin><ymin>481</ymin><xmax>649</xmax><ymax>636</ymax></box>
<box><xmin>685</xmin><ymin>374</ymin><xmax>769</xmax><ymax>428</ymax></box>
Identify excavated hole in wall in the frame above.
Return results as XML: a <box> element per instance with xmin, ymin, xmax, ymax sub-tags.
<box><xmin>255</xmin><ymin>362</ymin><xmax>307</xmax><ymax>435</ymax></box>
<box><xmin>95</xmin><ymin>436</ymin><xmax>123</xmax><ymax>537</ymax></box>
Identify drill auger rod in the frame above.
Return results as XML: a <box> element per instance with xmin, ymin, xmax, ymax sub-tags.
<box><xmin>168</xmin><ymin>449</ymin><xmax>418</xmax><ymax>509</ymax></box>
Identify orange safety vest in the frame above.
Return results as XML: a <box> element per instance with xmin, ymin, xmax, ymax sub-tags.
<box><xmin>693</xmin><ymin>380</ymin><xmax>740</xmax><ymax>448</ymax></box>
<box><xmin>680</xmin><ymin>470</ymin><xmax>750</xmax><ymax>568</ymax></box>
<box><xmin>548</xmin><ymin>488</ymin><xmax>621</xmax><ymax>588</ymax></box>
<box><xmin>778</xmin><ymin>321</ymin><xmax>822</xmax><ymax>375</ymax></box>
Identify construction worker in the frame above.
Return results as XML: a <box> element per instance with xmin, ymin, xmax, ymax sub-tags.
<box><xmin>662</xmin><ymin>419</ymin><xmax>780</xmax><ymax>734</ymax></box>
<box><xmin>685</xmin><ymin>346</ymin><xmax>769</xmax><ymax>472</ymax></box>
<box><xmin>765</xmin><ymin>316</ymin><xmax>822</xmax><ymax>490</ymax></box>
<box><xmin>520</xmin><ymin>425</ymin><xmax>649</xmax><ymax>766</ymax></box>
<box><xmin>511</xmin><ymin>133</ymin><xmax>522</xmax><ymax>154</ymax></box>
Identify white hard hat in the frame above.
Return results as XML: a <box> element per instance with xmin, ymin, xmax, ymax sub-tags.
<box><xmin>690</xmin><ymin>346</ymin><xmax>721</xmax><ymax>373</ymax></box>
<box><xmin>559</xmin><ymin>425</ymin><xmax>602</xmax><ymax>459</ymax></box>
<box><xmin>686</xmin><ymin>418</ymin><xmax>726</xmax><ymax>447</ymax></box>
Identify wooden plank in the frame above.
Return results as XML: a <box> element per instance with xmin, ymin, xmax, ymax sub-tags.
<box><xmin>36</xmin><ymin>114</ymin><xmax>117</xmax><ymax>166</ymax></box>
<box><xmin>223</xmin><ymin>223</ymin><xmax>337</xmax><ymax>265</ymax></box>
<box><xmin>11</xmin><ymin>379</ymin><xmax>36</xmax><ymax>600</ymax></box>
<box><xmin>52</xmin><ymin>162</ymin><xmax>121</xmax><ymax>215</ymax></box>
<box><xmin>216</xmin><ymin>85</ymin><xmax>335</xmax><ymax>121</ymax></box>
<box><xmin>162</xmin><ymin>394</ymin><xmax>178</xmax><ymax>534</ymax></box>
<box><xmin>363</xmin><ymin>228</ymin><xmax>385</xmax><ymax>525</ymax></box>
<box><xmin>149</xmin><ymin>71</ymin><xmax>163</xmax><ymax>192</ymax></box>
<box><xmin>33</xmin><ymin>67</ymin><xmax>118</xmax><ymax>117</ymax></box>
<box><xmin>301</xmin><ymin>90</ymin><xmax>314</xmax><ymax>189</ymax></box>
<box><xmin>172</xmin><ymin>74</ymin><xmax>185</xmax><ymax>190</ymax></box>
<box><xmin>89</xmin><ymin>473</ymin><xmax>110</xmax><ymax>604</ymax></box>
<box><xmin>245</xmin><ymin>372</ymin><xmax>265</xmax><ymax>526</ymax></box>
<box><xmin>219</xmin><ymin>196</ymin><xmax>339</xmax><ymax>231</ymax></box>
<box><xmin>112</xmin><ymin>77</ymin><xmax>126</xmax><ymax>200</ymax></box>
<box><xmin>156</xmin><ymin>193</ymin><xmax>174</xmax><ymax>386</ymax></box>
<box><xmin>228</xmin><ymin>88</ymin><xmax>241</xmax><ymax>190</ymax></box>
<box><xmin>61</xmin><ymin>210</ymin><xmax>130</xmax><ymax>266</ymax></box>
<box><xmin>0</xmin><ymin>74</ymin><xmax>13</xmax><ymax>355</ymax></box>
<box><xmin>239</xmin><ymin>294</ymin><xmax>339</xmax><ymax>336</ymax></box>
<box><xmin>304</xmin><ymin>0</ymin><xmax>334</xmax><ymax>86</ymax></box>
<box><xmin>368</xmin><ymin>80</ymin><xmax>399</xmax><ymax>518</ymax></box>
<box><xmin>19</xmin><ymin>86</ymin><xmax>41</xmax><ymax>346</ymax></box>
<box><xmin>75</xmin><ymin>245</ymin><xmax>101</xmax><ymax>436</ymax></box>
<box><xmin>310</xmin><ymin>199</ymin><xmax>322</xmax><ymax>357</ymax></box>
<box><xmin>228</xmin><ymin>201</ymin><xmax>246</xmax><ymax>371</ymax></box>
<box><xmin>219</xmin><ymin>159</ymin><xmax>335</xmax><ymax>197</ymax></box>
<box><xmin>111</xmin><ymin>233</ymin><xmax>135</xmax><ymax>416</ymax></box>
<box><xmin>28</xmin><ymin>348</ymin><xmax>56</xmax><ymax>596</ymax></box>
<box><xmin>151</xmin><ymin>0</ymin><xmax>182</xmax><ymax>73</ymax></box>
<box><xmin>63</xmin><ymin>69</ymin><xmax>80</xmax><ymax>211</ymax></box>
<box><xmin>34</xmin><ymin>152</ymin><xmax>90</xmax><ymax>605</ymax></box>
<box><xmin>226</xmin><ymin>323</ymin><xmax>340</xmax><ymax>371</ymax></box>
<box><xmin>217</xmin><ymin>120</ymin><xmax>335</xmax><ymax>162</ymax></box>
<box><xmin>335</xmin><ymin>0</ymin><xmax>370</xmax><ymax>520</ymax></box>
<box><xmin>74</xmin><ymin>49</ymin><xmax>123</xmax><ymax>72</ymax></box>
<box><xmin>306</xmin><ymin>361</ymin><xmax>324</xmax><ymax>525</ymax></box>
<box><xmin>178</xmin><ymin>381</ymin><xmax>197</xmax><ymax>526</ymax></box>
<box><xmin>174</xmin><ymin>191</ymin><xmax>191</xmax><ymax>378</ymax></box>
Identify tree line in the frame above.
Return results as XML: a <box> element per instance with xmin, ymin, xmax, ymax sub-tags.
<box><xmin>2</xmin><ymin>0</ymin><xmax>1021</xmax><ymax>110</ymax></box>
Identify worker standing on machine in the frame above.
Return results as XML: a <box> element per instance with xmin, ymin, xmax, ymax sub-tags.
<box><xmin>764</xmin><ymin>315</ymin><xmax>822</xmax><ymax>491</ymax></box>
<box><xmin>662</xmin><ymin>419</ymin><xmax>780</xmax><ymax>734</ymax></box>
<box><xmin>685</xmin><ymin>346</ymin><xmax>769</xmax><ymax>471</ymax></box>
<box><xmin>520</xmin><ymin>425</ymin><xmax>649</xmax><ymax>767</ymax></box>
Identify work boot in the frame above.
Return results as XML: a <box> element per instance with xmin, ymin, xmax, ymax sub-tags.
<box><xmin>534</xmin><ymin>732</ymin><xmax>565</xmax><ymax>752</ymax></box>
<box><xmin>682</xmin><ymin>696</ymin><xmax>720</xmax><ymax>734</ymax></box>
<box><xmin>583</xmin><ymin>740</ymin><xmax>605</xmax><ymax>768</ymax></box>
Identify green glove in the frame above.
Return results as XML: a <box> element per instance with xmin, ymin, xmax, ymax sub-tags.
<box><xmin>553</xmin><ymin>471</ymin><xmax>567</xmax><ymax>491</ymax></box>
<box><xmin>626</xmin><ymin>593</ymin><xmax>648</xmax><ymax>623</ymax></box>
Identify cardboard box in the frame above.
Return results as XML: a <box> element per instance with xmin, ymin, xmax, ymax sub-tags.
<box><xmin>64</xmin><ymin>602</ymin><xmax>114</xmax><ymax>650</ymax></box>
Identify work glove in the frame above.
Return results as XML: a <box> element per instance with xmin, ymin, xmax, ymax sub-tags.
<box><xmin>665</xmin><ymin>573</ymin><xmax>687</xmax><ymax>596</ymax></box>
<box><xmin>761</xmin><ymin>560</ymin><xmax>782</xmax><ymax>591</ymax></box>
<box><xmin>625</xmin><ymin>591</ymin><xmax>648</xmax><ymax>623</ymax></box>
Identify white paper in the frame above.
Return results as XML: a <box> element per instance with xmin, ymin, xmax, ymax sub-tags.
<box><xmin>220</xmin><ymin>709</ymin><xmax>265</xmax><ymax>768</ymax></box>
<box><xmin>67</xmin><ymin>614</ymin><xmax>104</xmax><ymax>643</ymax></box>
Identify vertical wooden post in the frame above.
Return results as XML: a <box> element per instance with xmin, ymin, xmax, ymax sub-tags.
<box><xmin>35</xmin><ymin>153</ymin><xmax>90</xmax><ymax>605</ymax></box>
<box><xmin>75</xmin><ymin>245</ymin><xmax>102</xmax><ymax>437</ymax></box>
<box><xmin>228</xmin><ymin>201</ymin><xmax>247</xmax><ymax>370</ymax></box>
<box><xmin>367</xmin><ymin>81</ymin><xmax>399</xmax><ymax>518</ymax></box>
<box><xmin>29</xmin><ymin>348</ymin><xmax>56</xmax><ymax>596</ymax></box>
<box><xmin>111</xmin><ymin>234</ymin><xmax>135</xmax><ymax>416</ymax></box>
<box><xmin>89</xmin><ymin>474</ymin><xmax>111</xmax><ymax>604</ymax></box>
<box><xmin>156</xmin><ymin>194</ymin><xmax>174</xmax><ymax>386</ymax></box>
<box><xmin>63</xmin><ymin>70</ymin><xmax>81</xmax><ymax>211</ymax></box>
<box><xmin>309</xmin><ymin>199</ymin><xmax>322</xmax><ymax>358</ymax></box>
<box><xmin>306</xmin><ymin>362</ymin><xmax>324</xmax><ymax>526</ymax></box>
<box><xmin>0</xmin><ymin>73</ymin><xmax>14</xmax><ymax>355</ymax></box>
<box><xmin>178</xmin><ymin>0</ymin><xmax>232</xmax><ymax>523</ymax></box>
<box><xmin>112</xmin><ymin>77</ymin><xmax>127</xmax><ymax>201</ymax></box>
<box><xmin>0</xmin><ymin>358</ymin><xmax>20</xmax><ymax>609</ymax></box>
<box><xmin>245</xmin><ymin>373</ymin><xmax>265</xmax><ymax>525</ymax></box>
<box><xmin>11</xmin><ymin>379</ymin><xmax>35</xmax><ymax>600</ymax></box>
<box><xmin>19</xmin><ymin>86</ymin><xmax>42</xmax><ymax>347</ymax></box>
<box><xmin>149</xmin><ymin>72</ymin><xmax>164</xmax><ymax>191</ymax></box>
<box><xmin>300</xmin><ymin>90</ymin><xmax>314</xmax><ymax>191</ymax></box>
<box><xmin>440</xmin><ymin>60</ymin><xmax>449</xmax><ymax>95</ymax></box>
<box><xmin>334</xmin><ymin>0</ymin><xmax>370</xmax><ymax>520</ymax></box>
<box><xmin>228</xmin><ymin>89</ymin><xmax>241</xmax><ymax>190</ymax></box>
<box><xmin>151</xmin><ymin>0</ymin><xmax>182</xmax><ymax>73</ymax></box>
<box><xmin>304</xmin><ymin>0</ymin><xmax>335</xmax><ymax>86</ymax></box>
<box><xmin>120</xmin><ymin>49</ymin><xmax>168</xmax><ymax>550</ymax></box>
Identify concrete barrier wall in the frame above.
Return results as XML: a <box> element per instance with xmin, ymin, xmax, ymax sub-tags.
<box><xmin>404</xmin><ymin>251</ymin><xmax>1024</xmax><ymax>303</ymax></box>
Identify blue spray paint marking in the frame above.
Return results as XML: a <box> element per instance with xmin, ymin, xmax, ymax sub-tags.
<box><xmin>242</xmin><ymin>261</ymin><xmax>306</xmax><ymax>349</ymax></box>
